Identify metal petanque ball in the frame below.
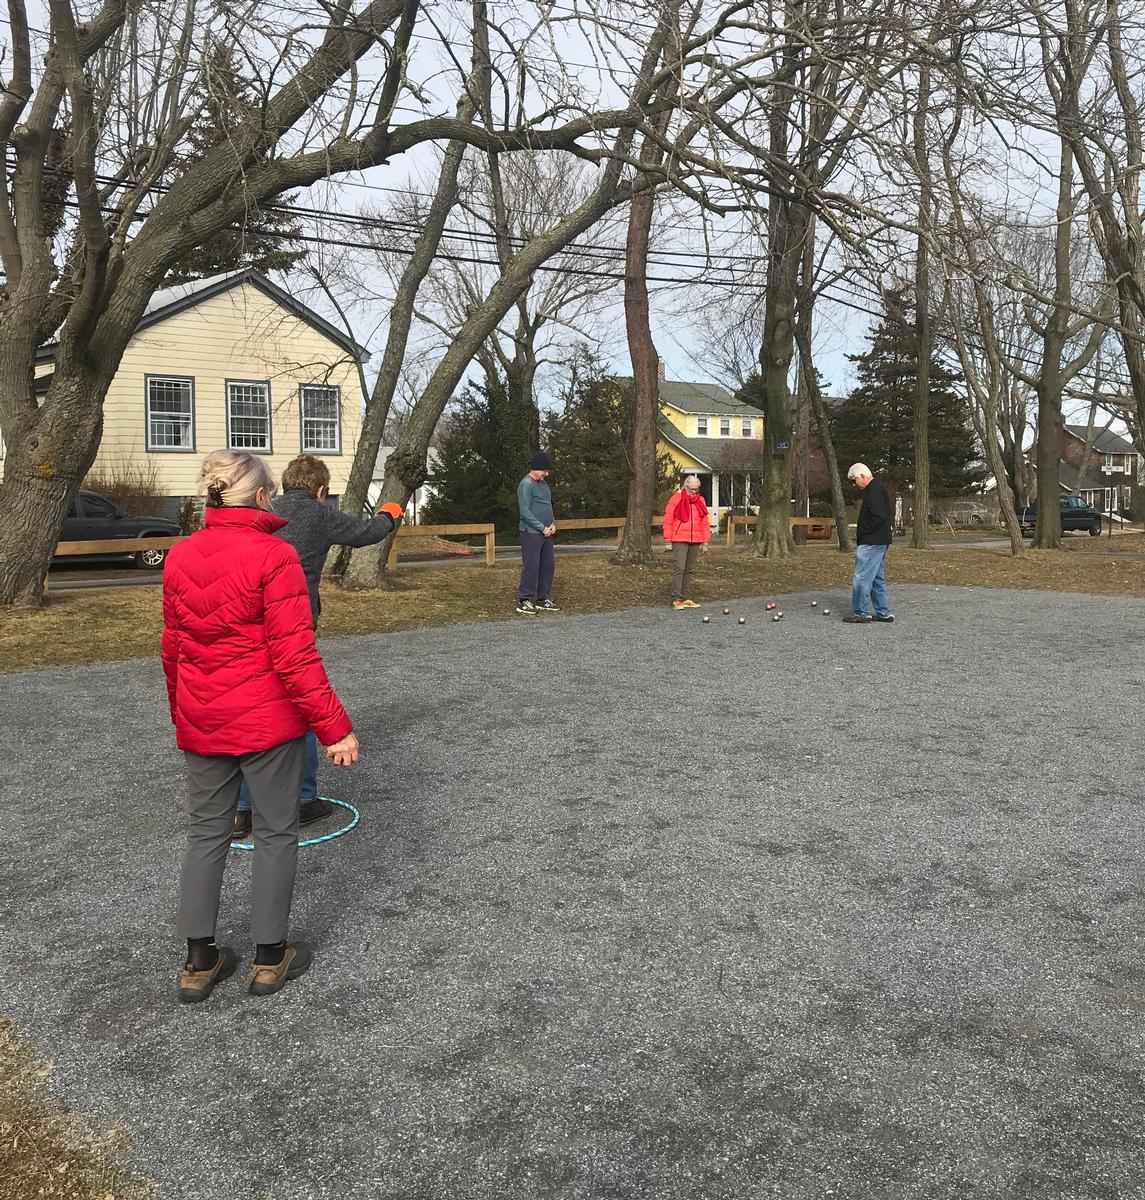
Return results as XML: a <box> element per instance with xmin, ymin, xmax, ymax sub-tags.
<box><xmin>772</xmin><ymin>613</ymin><xmax>780</xmax><ymax>622</ymax></box>
<box><xmin>823</xmin><ymin>608</ymin><xmax>830</xmax><ymax>615</ymax></box>
<box><xmin>722</xmin><ymin>607</ymin><xmax>730</xmax><ymax>615</ymax></box>
<box><xmin>738</xmin><ymin>616</ymin><xmax>746</xmax><ymax>625</ymax></box>
<box><xmin>702</xmin><ymin>616</ymin><xmax>711</xmax><ymax>623</ymax></box>
<box><xmin>777</xmin><ymin>611</ymin><xmax>784</xmax><ymax>618</ymax></box>
<box><xmin>811</xmin><ymin>600</ymin><xmax>818</xmax><ymax>607</ymax></box>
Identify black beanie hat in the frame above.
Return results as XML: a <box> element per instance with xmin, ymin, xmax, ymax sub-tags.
<box><xmin>529</xmin><ymin>452</ymin><xmax>553</xmax><ymax>471</ymax></box>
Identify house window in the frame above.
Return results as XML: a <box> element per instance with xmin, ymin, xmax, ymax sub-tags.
<box><xmin>697</xmin><ymin>416</ymin><xmax>709</xmax><ymax>436</ymax></box>
<box><xmin>742</xmin><ymin>418</ymin><xmax>752</xmax><ymax>437</ymax></box>
<box><xmin>720</xmin><ymin>417</ymin><xmax>731</xmax><ymax>437</ymax></box>
<box><xmin>1104</xmin><ymin>487</ymin><xmax>1113</xmax><ymax>510</ymax></box>
<box><xmin>145</xmin><ymin>376</ymin><xmax>195</xmax><ymax>451</ymax></box>
<box><xmin>226</xmin><ymin>381</ymin><xmax>271</xmax><ymax>452</ymax></box>
<box><xmin>1124</xmin><ymin>486</ymin><xmax>1133</xmax><ymax>510</ymax></box>
<box><xmin>300</xmin><ymin>385</ymin><xmax>341</xmax><ymax>453</ymax></box>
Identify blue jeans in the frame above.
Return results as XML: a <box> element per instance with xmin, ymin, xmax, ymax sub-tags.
<box><xmin>852</xmin><ymin>544</ymin><xmax>892</xmax><ymax>617</ymax></box>
<box><xmin>237</xmin><ymin>730</ymin><xmax>318</xmax><ymax>812</ymax></box>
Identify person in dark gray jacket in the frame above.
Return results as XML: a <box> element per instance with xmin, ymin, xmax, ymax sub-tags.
<box><xmin>234</xmin><ymin>455</ymin><xmax>404</xmax><ymax>836</ymax></box>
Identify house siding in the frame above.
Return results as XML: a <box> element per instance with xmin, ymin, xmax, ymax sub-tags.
<box><xmin>3</xmin><ymin>281</ymin><xmax>363</xmax><ymax>496</ymax></box>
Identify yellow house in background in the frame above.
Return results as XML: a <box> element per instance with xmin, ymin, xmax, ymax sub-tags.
<box><xmin>615</xmin><ymin>370</ymin><xmax>765</xmax><ymax>523</ymax></box>
<box><xmin>13</xmin><ymin>269</ymin><xmax>366</xmax><ymax>516</ymax></box>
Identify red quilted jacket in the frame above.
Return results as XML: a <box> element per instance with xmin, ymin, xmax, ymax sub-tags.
<box><xmin>161</xmin><ymin>507</ymin><xmax>353</xmax><ymax>756</ymax></box>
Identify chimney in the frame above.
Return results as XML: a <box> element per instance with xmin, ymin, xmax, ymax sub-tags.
<box><xmin>657</xmin><ymin>357</ymin><xmax>667</xmax><ymax>382</ymax></box>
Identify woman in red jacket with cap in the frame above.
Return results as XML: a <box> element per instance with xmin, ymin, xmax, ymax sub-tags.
<box><xmin>663</xmin><ymin>474</ymin><xmax>711</xmax><ymax>609</ymax></box>
<box><xmin>162</xmin><ymin>449</ymin><xmax>359</xmax><ymax>1003</ymax></box>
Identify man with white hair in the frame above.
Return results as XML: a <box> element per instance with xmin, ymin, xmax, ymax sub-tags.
<box><xmin>844</xmin><ymin>462</ymin><xmax>894</xmax><ymax>624</ymax></box>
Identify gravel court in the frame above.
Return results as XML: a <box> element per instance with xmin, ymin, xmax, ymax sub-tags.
<box><xmin>2</xmin><ymin>584</ymin><xmax>1145</xmax><ymax>1199</ymax></box>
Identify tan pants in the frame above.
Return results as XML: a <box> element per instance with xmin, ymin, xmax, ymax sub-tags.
<box><xmin>671</xmin><ymin>541</ymin><xmax>703</xmax><ymax>600</ymax></box>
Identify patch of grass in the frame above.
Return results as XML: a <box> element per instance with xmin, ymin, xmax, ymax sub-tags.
<box><xmin>5</xmin><ymin>544</ymin><xmax>1145</xmax><ymax>674</ymax></box>
<box><xmin>0</xmin><ymin>1017</ymin><xmax>155</xmax><ymax>1200</ymax></box>
<box><xmin>1068</xmin><ymin>530</ymin><xmax>1145</xmax><ymax>555</ymax></box>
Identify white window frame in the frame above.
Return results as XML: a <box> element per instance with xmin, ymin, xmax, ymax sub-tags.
<box><xmin>1104</xmin><ymin>486</ymin><xmax>1113</xmax><ymax>511</ymax></box>
<box><xmin>145</xmin><ymin>375</ymin><xmax>196</xmax><ymax>452</ymax></box>
<box><xmin>742</xmin><ymin>418</ymin><xmax>752</xmax><ymax>437</ymax></box>
<box><xmin>696</xmin><ymin>415</ymin><xmax>709</xmax><ymax>436</ymax></box>
<box><xmin>300</xmin><ymin>384</ymin><xmax>342</xmax><ymax>454</ymax></box>
<box><xmin>720</xmin><ymin>416</ymin><xmax>732</xmax><ymax>437</ymax></box>
<box><xmin>226</xmin><ymin>380</ymin><xmax>272</xmax><ymax>453</ymax></box>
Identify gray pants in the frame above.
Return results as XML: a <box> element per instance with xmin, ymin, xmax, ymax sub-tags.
<box><xmin>177</xmin><ymin>737</ymin><xmax>305</xmax><ymax>945</ymax></box>
<box><xmin>671</xmin><ymin>541</ymin><xmax>703</xmax><ymax>600</ymax></box>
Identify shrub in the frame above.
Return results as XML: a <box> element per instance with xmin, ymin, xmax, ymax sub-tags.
<box><xmin>83</xmin><ymin>454</ymin><xmax>165</xmax><ymax>516</ymax></box>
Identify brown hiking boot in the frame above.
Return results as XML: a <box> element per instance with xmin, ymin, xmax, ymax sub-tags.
<box><xmin>177</xmin><ymin>945</ymin><xmax>238</xmax><ymax>1004</ymax></box>
<box><xmin>248</xmin><ymin>942</ymin><xmax>313</xmax><ymax>997</ymax></box>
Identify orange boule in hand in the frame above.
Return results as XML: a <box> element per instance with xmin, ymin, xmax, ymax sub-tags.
<box><xmin>379</xmin><ymin>502</ymin><xmax>405</xmax><ymax>521</ymax></box>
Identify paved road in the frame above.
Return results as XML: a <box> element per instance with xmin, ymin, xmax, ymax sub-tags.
<box><xmin>2</xmin><ymin>586</ymin><xmax>1145</xmax><ymax>1199</ymax></box>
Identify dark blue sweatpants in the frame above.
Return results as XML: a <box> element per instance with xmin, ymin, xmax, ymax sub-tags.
<box><xmin>518</xmin><ymin>531</ymin><xmax>555</xmax><ymax>602</ymax></box>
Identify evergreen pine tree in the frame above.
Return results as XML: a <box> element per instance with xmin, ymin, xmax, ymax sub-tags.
<box><xmin>422</xmin><ymin>375</ymin><xmax>534</xmax><ymax>532</ymax></box>
<box><xmin>164</xmin><ymin>47</ymin><xmax>307</xmax><ymax>284</ymax></box>
<box><xmin>545</xmin><ymin>353</ymin><xmax>674</xmax><ymax>518</ymax></box>
<box><xmin>831</xmin><ymin>291</ymin><xmax>982</xmax><ymax>498</ymax></box>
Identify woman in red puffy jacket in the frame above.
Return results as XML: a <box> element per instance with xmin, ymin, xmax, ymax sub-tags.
<box><xmin>662</xmin><ymin>474</ymin><xmax>711</xmax><ymax>609</ymax></box>
<box><xmin>162</xmin><ymin>450</ymin><xmax>359</xmax><ymax>1003</ymax></box>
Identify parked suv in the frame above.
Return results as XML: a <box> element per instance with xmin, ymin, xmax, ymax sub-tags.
<box><xmin>55</xmin><ymin>491</ymin><xmax>181</xmax><ymax>569</ymax></box>
<box><xmin>1013</xmin><ymin>494</ymin><xmax>1102</xmax><ymax>536</ymax></box>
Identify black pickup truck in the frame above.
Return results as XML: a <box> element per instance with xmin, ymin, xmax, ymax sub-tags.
<box><xmin>54</xmin><ymin>490</ymin><xmax>181</xmax><ymax>569</ymax></box>
<box><xmin>1013</xmin><ymin>494</ymin><xmax>1102</xmax><ymax>536</ymax></box>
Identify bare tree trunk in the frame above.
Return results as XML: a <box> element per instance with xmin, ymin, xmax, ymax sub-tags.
<box><xmin>616</xmin><ymin>187</ymin><xmax>659</xmax><ymax>564</ymax></box>
<box><xmin>1032</xmin><ymin>139</ymin><xmax>1075</xmax><ymax>550</ymax></box>
<box><xmin>753</xmin><ymin>200</ymin><xmax>806</xmax><ymax>558</ymax></box>
<box><xmin>910</xmin><ymin>40</ymin><xmax>934</xmax><ymax>548</ymax></box>
<box><xmin>794</xmin><ymin>295</ymin><xmax>852</xmax><ymax>554</ymax></box>
<box><xmin>792</xmin><ymin>372</ymin><xmax>810</xmax><ymax>547</ymax></box>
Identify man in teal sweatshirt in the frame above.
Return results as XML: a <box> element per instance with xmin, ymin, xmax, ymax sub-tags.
<box><xmin>516</xmin><ymin>452</ymin><xmax>561</xmax><ymax>615</ymax></box>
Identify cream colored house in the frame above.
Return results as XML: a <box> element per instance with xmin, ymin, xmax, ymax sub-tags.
<box><xmin>18</xmin><ymin>269</ymin><xmax>366</xmax><ymax>515</ymax></box>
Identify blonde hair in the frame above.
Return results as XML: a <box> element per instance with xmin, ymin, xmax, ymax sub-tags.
<box><xmin>198</xmin><ymin>450</ymin><xmax>277</xmax><ymax>509</ymax></box>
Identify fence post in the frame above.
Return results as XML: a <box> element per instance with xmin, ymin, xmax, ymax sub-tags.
<box><xmin>387</xmin><ymin>538</ymin><xmax>399</xmax><ymax>570</ymax></box>
<box><xmin>485</xmin><ymin>529</ymin><xmax>496</xmax><ymax>566</ymax></box>
<box><xmin>727</xmin><ymin>518</ymin><xmax>735</xmax><ymax>549</ymax></box>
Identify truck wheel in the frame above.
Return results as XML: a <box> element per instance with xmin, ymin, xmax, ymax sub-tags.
<box><xmin>136</xmin><ymin>545</ymin><xmax>168</xmax><ymax>569</ymax></box>
<box><xmin>1089</xmin><ymin>522</ymin><xmax>1101</xmax><ymax>537</ymax></box>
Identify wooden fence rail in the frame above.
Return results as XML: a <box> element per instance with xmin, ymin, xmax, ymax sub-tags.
<box><xmin>53</xmin><ymin>535</ymin><xmax>184</xmax><ymax>556</ymax></box>
<box><xmin>387</xmin><ymin>522</ymin><xmax>497</xmax><ymax>569</ymax></box>
<box><xmin>725</xmin><ymin>514</ymin><xmax>837</xmax><ymax>548</ymax></box>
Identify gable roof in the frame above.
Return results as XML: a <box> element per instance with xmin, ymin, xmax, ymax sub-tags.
<box><xmin>658</xmin><ymin>414</ymin><xmax>716</xmax><ymax>468</ymax></box>
<box><xmin>611</xmin><ymin>375</ymin><xmax>764</xmax><ymax>417</ymax></box>
<box><xmin>1064</xmin><ymin>424</ymin><xmax>1136</xmax><ymax>455</ymax></box>
<box><xmin>36</xmin><ymin>269</ymin><xmax>368</xmax><ymax>365</ymax></box>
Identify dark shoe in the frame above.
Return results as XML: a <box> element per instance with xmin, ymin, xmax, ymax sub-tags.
<box><xmin>535</xmin><ymin>598</ymin><xmax>561</xmax><ymax>612</ymax></box>
<box><xmin>842</xmin><ymin>614</ymin><xmax>873</xmax><ymax>624</ymax></box>
<box><xmin>298</xmin><ymin>797</ymin><xmax>333</xmax><ymax>826</ymax></box>
<box><xmin>874</xmin><ymin>613</ymin><xmax>895</xmax><ymax>623</ymax></box>
<box><xmin>515</xmin><ymin>599</ymin><xmax>538</xmax><ymax>615</ymax></box>
<box><xmin>248</xmin><ymin>942</ymin><xmax>313</xmax><ymax>997</ymax></box>
<box><xmin>177</xmin><ymin>945</ymin><xmax>237</xmax><ymax>1004</ymax></box>
<box><xmin>233</xmin><ymin>810</ymin><xmax>252</xmax><ymax>838</ymax></box>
